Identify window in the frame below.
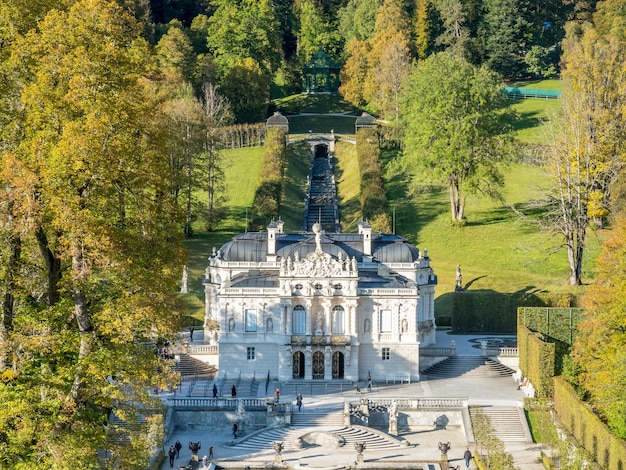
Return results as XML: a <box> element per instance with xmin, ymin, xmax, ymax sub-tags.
<box><xmin>247</xmin><ymin>347</ymin><xmax>255</xmax><ymax>360</ymax></box>
<box><xmin>245</xmin><ymin>309</ymin><xmax>257</xmax><ymax>332</ymax></box>
<box><xmin>293</xmin><ymin>305</ymin><xmax>306</xmax><ymax>334</ymax></box>
<box><xmin>382</xmin><ymin>347</ymin><xmax>390</xmax><ymax>360</ymax></box>
<box><xmin>332</xmin><ymin>306</ymin><xmax>345</xmax><ymax>334</ymax></box>
<box><xmin>380</xmin><ymin>310</ymin><xmax>392</xmax><ymax>333</ymax></box>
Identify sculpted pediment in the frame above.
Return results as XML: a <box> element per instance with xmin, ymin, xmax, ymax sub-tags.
<box><xmin>281</xmin><ymin>250</ymin><xmax>357</xmax><ymax>278</ymax></box>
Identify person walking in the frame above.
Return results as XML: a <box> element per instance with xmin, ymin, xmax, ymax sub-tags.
<box><xmin>174</xmin><ymin>440</ymin><xmax>182</xmax><ymax>458</ymax></box>
<box><xmin>296</xmin><ymin>393</ymin><xmax>302</xmax><ymax>411</ymax></box>
<box><xmin>213</xmin><ymin>383</ymin><xmax>218</xmax><ymax>398</ymax></box>
<box><xmin>208</xmin><ymin>446</ymin><xmax>214</xmax><ymax>459</ymax></box>
<box><xmin>232</xmin><ymin>422</ymin><xmax>238</xmax><ymax>439</ymax></box>
<box><xmin>168</xmin><ymin>445</ymin><xmax>176</xmax><ymax>467</ymax></box>
<box><xmin>231</xmin><ymin>384</ymin><xmax>236</xmax><ymax>398</ymax></box>
<box><xmin>464</xmin><ymin>447</ymin><xmax>472</xmax><ymax>468</ymax></box>
<box><xmin>367</xmin><ymin>376</ymin><xmax>372</xmax><ymax>392</ymax></box>
<box><xmin>189</xmin><ymin>328</ymin><xmax>194</xmax><ymax>341</ymax></box>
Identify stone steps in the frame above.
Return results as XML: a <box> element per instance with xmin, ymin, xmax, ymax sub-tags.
<box><xmin>234</xmin><ymin>426</ymin><xmax>403</xmax><ymax>451</ymax></box>
<box><xmin>469</xmin><ymin>406</ymin><xmax>531</xmax><ymax>443</ymax></box>
<box><xmin>422</xmin><ymin>356</ymin><xmax>515</xmax><ymax>379</ymax></box>
<box><xmin>175</xmin><ymin>353</ymin><xmax>216</xmax><ymax>379</ymax></box>
<box><xmin>291</xmin><ymin>411</ymin><xmax>345</xmax><ymax>427</ymax></box>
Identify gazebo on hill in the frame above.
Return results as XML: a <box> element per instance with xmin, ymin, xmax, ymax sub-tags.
<box><xmin>302</xmin><ymin>48</ymin><xmax>341</xmax><ymax>93</ymax></box>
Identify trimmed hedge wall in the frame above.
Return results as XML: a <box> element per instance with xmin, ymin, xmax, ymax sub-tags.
<box><xmin>554</xmin><ymin>377</ymin><xmax>626</xmax><ymax>469</ymax></box>
<box><xmin>449</xmin><ymin>291</ymin><xmax>576</xmax><ymax>334</ymax></box>
<box><xmin>356</xmin><ymin>127</ymin><xmax>390</xmax><ymax>231</ymax></box>
<box><xmin>250</xmin><ymin>128</ymin><xmax>287</xmax><ymax>230</ymax></box>
<box><xmin>518</xmin><ymin>323</ymin><xmax>555</xmax><ymax>398</ymax></box>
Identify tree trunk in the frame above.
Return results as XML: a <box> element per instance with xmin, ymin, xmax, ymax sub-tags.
<box><xmin>35</xmin><ymin>227</ymin><xmax>62</xmax><ymax>306</ymax></box>
<box><xmin>70</xmin><ymin>246</ymin><xmax>94</xmax><ymax>402</ymax></box>
<box><xmin>449</xmin><ymin>176</ymin><xmax>465</xmax><ymax>221</ymax></box>
<box><xmin>1</xmin><ymin>231</ymin><xmax>21</xmax><ymax>369</ymax></box>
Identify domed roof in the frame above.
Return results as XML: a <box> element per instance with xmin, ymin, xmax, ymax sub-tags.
<box><xmin>219</xmin><ymin>233</ymin><xmax>267</xmax><ymax>262</ymax></box>
<box><xmin>372</xmin><ymin>236</ymin><xmax>420</xmax><ymax>263</ymax></box>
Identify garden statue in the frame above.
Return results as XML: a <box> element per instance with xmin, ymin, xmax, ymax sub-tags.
<box><xmin>438</xmin><ymin>441</ymin><xmax>451</xmax><ymax>462</ymax></box>
<box><xmin>355</xmin><ymin>442</ymin><xmax>366</xmax><ymax>463</ymax></box>
<box><xmin>272</xmin><ymin>441</ymin><xmax>285</xmax><ymax>462</ymax></box>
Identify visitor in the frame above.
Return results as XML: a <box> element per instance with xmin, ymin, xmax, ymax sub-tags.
<box><xmin>168</xmin><ymin>445</ymin><xmax>176</xmax><ymax>467</ymax></box>
<box><xmin>209</xmin><ymin>446</ymin><xmax>214</xmax><ymax>459</ymax></box>
<box><xmin>367</xmin><ymin>376</ymin><xmax>372</xmax><ymax>392</ymax></box>
<box><xmin>213</xmin><ymin>383</ymin><xmax>218</xmax><ymax>398</ymax></box>
<box><xmin>174</xmin><ymin>440</ymin><xmax>182</xmax><ymax>458</ymax></box>
<box><xmin>231</xmin><ymin>384</ymin><xmax>236</xmax><ymax>398</ymax></box>
<box><xmin>464</xmin><ymin>447</ymin><xmax>472</xmax><ymax>468</ymax></box>
<box><xmin>296</xmin><ymin>393</ymin><xmax>302</xmax><ymax>411</ymax></box>
<box><xmin>233</xmin><ymin>422</ymin><xmax>238</xmax><ymax>439</ymax></box>
<box><xmin>275</xmin><ymin>388</ymin><xmax>280</xmax><ymax>402</ymax></box>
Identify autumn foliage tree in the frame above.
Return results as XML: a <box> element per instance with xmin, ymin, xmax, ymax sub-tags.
<box><xmin>572</xmin><ymin>214</ymin><xmax>626</xmax><ymax>438</ymax></box>
<box><xmin>0</xmin><ymin>0</ymin><xmax>186</xmax><ymax>467</ymax></box>
<box><xmin>543</xmin><ymin>28</ymin><xmax>626</xmax><ymax>285</ymax></box>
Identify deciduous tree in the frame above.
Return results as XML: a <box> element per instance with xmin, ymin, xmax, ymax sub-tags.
<box><xmin>0</xmin><ymin>0</ymin><xmax>186</xmax><ymax>466</ymax></box>
<box><xmin>400</xmin><ymin>51</ymin><xmax>516</xmax><ymax>222</ymax></box>
<box><xmin>543</xmin><ymin>28</ymin><xmax>626</xmax><ymax>285</ymax></box>
<box><xmin>572</xmin><ymin>215</ymin><xmax>626</xmax><ymax>438</ymax></box>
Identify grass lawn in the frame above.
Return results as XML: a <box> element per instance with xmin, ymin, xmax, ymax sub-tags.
<box><xmin>509</xmin><ymin>98</ymin><xmax>561</xmax><ymax>143</ymax></box>
<box><xmin>383</xmin><ymin>160</ymin><xmax>604</xmax><ymax>309</ymax></box>
<box><xmin>181</xmin><ymin>89</ymin><xmax>607</xmax><ymax>320</ymax></box>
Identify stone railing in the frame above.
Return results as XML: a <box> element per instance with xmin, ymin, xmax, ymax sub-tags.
<box><xmin>484</xmin><ymin>347</ymin><xmax>518</xmax><ymax>357</ymax></box>
<box><xmin>188</xmin><ymin>345</ymin><xmax>218</xmax><ymax>355</ymax></box>
<box><xmin>419</xmin><ymin>346</ymin><xmax>455</xmax><ymax>356</ymax></box>
<box><xmin>168</xmin><ymin>397</ymin><xmax>269</xmax><ymax>409</ymax></box>
<box><xmin>289</xmin><ymin>335</ymin><xmax>351</xmax><ymax>346</ymax></box>
<box><xmin>358</xmin><ymin>288</ymin><xmax>417</xmax><ymax>296</ymax></box>
<box><xmin>349</xmin><ymin>397</ymin><xmax>466</xmax><ymax>413</ymax></box>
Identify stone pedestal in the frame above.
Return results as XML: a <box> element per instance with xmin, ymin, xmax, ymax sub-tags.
<box><xmin>389</xmin><ymin>417</ymin><xmax>398</xmax><ymax>435</ymax></box>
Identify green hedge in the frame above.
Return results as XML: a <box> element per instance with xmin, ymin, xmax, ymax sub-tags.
<box><xmin>250</xmin><ymin>128</ymin><xmax>287</xmax><ymax>229</ymax></box>
<box><xmin>554</xmin><ymin>377</ymin><xmax>626</xmax><ymax>469</ymax></box>
<box><xmin>356</xmin><ymin>127</ymin><xmax>390</xmax><ymax>231</ymax></box>
<box><xmin>449</xmin><ymin>292</ymin><xmax>575</xmax><ymax>334</ymax></box>
<box><xmin>518</xmin><ymin>320</ymin><xmax>556</xmax><ymax>398</ymax></box>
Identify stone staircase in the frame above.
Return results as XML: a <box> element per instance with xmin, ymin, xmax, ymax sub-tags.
<box><xmin>291</xmin><ymin>410</ymin><xmax>345</xmax><ymax>427</ymax></box>
<box><xmin>421</xmin><ymin>356</ymin><xmax>515</xmax><ymax>378</ymax></box>
<box><xmin>304</xmin><ymin>146</ymin><xmax>339</xmax><ymax>232</ymax></box>
<box><xmin>235</xmin><ymin>425</ymin><xmax>403</xmax><ymax>452</ymax></box>
<box><xmin>175</xmin><ymin>353</ymin><xmax>216</xmax><ymax>378</ymax></box>
<box><xmin>469</xmin><ymin>406</ymin><xmax>531</xmax><ymax>443</ymax></box>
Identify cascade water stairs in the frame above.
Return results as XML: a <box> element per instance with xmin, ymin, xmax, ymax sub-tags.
<box><xmin>422</xmin><ymin>356</ymin><xmax>515</xmax><ymax>378</ymax></box>
<box><xmin>304</xmin><ymin>144</ymin><xmax>339</xmax><ymax>232</ymax></box>
<box><xmin>469</xmin><ymin>406</ymin><xmax>532</xmax><ymax>443</ymax></box>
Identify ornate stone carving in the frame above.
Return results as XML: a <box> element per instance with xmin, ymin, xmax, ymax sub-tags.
<box><xmin>291</xmin><ymin>250</ymin><xmax>345</xmax><ymax>278</ymax></box>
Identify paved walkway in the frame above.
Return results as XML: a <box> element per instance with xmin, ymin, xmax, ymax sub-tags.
<box><xmin>159</xmin><ymin>332</ymin><xmax>544</xmax><ymax>470</ymax></box>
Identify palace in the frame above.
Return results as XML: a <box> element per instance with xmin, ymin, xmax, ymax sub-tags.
<box><xmin>202</xmin><ymin>220</ymin><xmax>437</xmax><ymax>383</ymax></box>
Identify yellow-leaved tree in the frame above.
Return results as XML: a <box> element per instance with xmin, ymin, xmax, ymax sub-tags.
<box><xmin>0</xmin><ymin>0</ymin><xmax>186</xmax><ymax>467</ymax></box>
<box><xmin>572</xmin><ymin>214</ymin><xmax>626</xmax><ymax>438</ymax></box>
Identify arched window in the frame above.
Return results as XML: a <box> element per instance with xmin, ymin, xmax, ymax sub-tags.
<box><xmin>293</xmin><ymin>305</ymin><xmax>306</xmax><ymax>334</ymax></box>
<box><xmin>332</xmin><ymin>305</ymin><xmax>345</xmax><ymax>334</ymax></box>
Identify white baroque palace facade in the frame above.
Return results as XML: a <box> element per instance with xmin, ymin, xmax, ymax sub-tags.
<box><xmin>202</xmin><ymin>221</ymin><xmax>437</xmax><ymax>383</ymax></box>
